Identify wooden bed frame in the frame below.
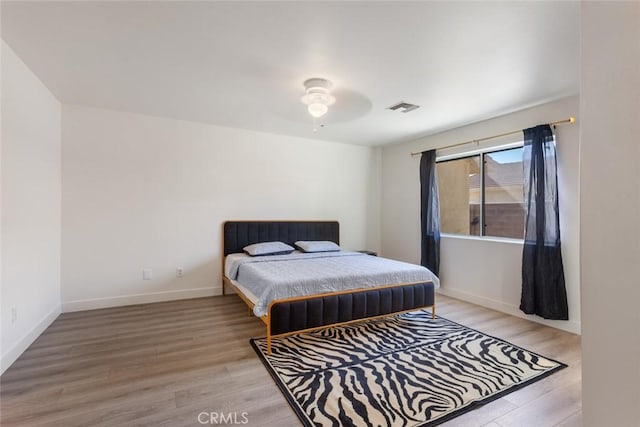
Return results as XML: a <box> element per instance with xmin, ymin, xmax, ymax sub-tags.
<box><xmin>221</xmin><ymin>220</ymin><xmax>436</xmax><ymax>354</ymax></box>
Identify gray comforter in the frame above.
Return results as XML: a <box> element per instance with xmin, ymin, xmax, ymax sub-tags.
<box><xmin>225</xmin><ymin>251</ymin><xmax>439</xmax><ymax>316</ymax></box>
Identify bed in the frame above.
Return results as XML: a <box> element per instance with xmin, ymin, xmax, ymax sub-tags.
<box><xmin>222</xmin><ymin>220</ymin><xmax>438</xmax><ymax>354</ymax></box>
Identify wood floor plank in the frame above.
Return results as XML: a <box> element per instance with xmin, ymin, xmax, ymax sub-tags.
<box><xmin>554</xmin><ymin>410</ymin><xmax>583</xmax><ymax>427</ymax></box>
<box><xmin>493</xmin><ymin>381</ymin><xmax>582</xmax><ymax>427</ymax></box>
<box><xmin>0</xmin><ymin>294</ymin><xmax>581</xmax><ymax>426</ymax></box>
<box><xmin>438</xmin><ymin>398</ymin><xmax>518</xmax><ymax>427</ymax></box>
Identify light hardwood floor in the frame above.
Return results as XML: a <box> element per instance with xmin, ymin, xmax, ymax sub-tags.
<box><xmin>0</xmin><ymin>294</ymin><xmax>582</xmax><ymax>427</ymax></box>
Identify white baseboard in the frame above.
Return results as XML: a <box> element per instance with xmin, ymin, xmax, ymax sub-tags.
<box><xmin>1</xmin><ymin>304</ymin><xmax>61</xmax><ymax>375</ymax></box>
<box><xmin>62</xmin><ymin>287</ymin><xmax>220</xmax><ymax>313</ymax></box>
<box><xmin>437</xmin><ymin>287</ymin><xmax>581</xmax><ymax>335</ymax></box>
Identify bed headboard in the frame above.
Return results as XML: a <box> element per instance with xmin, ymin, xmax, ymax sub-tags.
<box><xmin>223</xmin><ymin>221</ymin><xmax>339</xmax><ymax>256</ymax></box>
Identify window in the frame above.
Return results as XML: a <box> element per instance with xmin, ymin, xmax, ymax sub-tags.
<box><xmin>436</xmin><ymin>155</ymin><xmax>481</xmax><ymax>236</ymax></box>
<box><xmin>436</xmin><ymin>146</ymin><xmax>524</xmax><ymax>239</ymax></box>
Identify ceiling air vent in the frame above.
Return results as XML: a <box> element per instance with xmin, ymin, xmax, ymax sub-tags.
<box><xmin>387</xmin><ymin>101</ymin><xmax>420</xmax><ymax>113</ymax></box>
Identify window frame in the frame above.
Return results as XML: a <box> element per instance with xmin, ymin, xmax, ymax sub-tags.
<box><xmin>436</xmin><ymin>142</ymin><xmax>525</xmax><ymax>242</ymax></box>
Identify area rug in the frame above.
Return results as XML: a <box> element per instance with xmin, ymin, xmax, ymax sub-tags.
<box><xmin>251</xmin><ymin>310</ymin><xmax>566</xmax><ymax>427</ymax></box>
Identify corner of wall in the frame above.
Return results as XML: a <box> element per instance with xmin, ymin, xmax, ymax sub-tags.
<box><xmin>1</xmin><ymin>305</ymin><xmax>61</xmax><ymax>375</ymax></box>
<box><xmin>1</xmin><ymin>40</ymin><xmax>63</xmax><ymax>375</ymax></box>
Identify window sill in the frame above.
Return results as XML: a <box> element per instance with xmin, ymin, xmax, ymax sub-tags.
<box><xmin>441</xmin><ymin>233</ymin><xmax>524</xmax><ymax>245</ymax></box>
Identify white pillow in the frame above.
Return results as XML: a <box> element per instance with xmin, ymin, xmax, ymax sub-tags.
<box><xmin>243</xmin><ymin>241</ymin><xmax>295</xmax><ymax>257</ymax></box>
<box><xmin>294</xmin><ymin>240</ymin><xmax>341</xmax><ymax>253</ymax></box>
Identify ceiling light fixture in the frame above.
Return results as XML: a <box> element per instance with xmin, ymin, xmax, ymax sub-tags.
<box><xmin>301</xmin><ymin>78</ymin><xmax>336</xmax><ymax>119</ymax></box>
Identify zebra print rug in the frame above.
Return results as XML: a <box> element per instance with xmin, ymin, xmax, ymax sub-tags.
<box><xmin>251</xmin><ymin>310</ymin><xmax>566</xmax><ymax>427</ymax></box>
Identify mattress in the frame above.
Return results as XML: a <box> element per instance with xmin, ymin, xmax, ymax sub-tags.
<box><xmin>225</xmin><ymin>251</ymin><xmax>439</xmax><ymax>316</ymax></box>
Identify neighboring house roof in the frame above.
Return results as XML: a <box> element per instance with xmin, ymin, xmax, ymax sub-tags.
<box><xmin>469</xmin><ymin>158</ymin><xmax>523</xmax><ymax>189</ymax></box>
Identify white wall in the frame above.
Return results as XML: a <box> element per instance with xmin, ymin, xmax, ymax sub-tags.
<box><xmin>1</xmin><ymin>41</ymin><xmax>62</xmax><ymax>374</ymax></box>
<box><xmin>61</xmin><ymin>105</ymin><xmax>380</xmax><ymax>311</ymax></box>
<box><xmin>580</xmin><ymin>3</ymin><xmax>640</xmax><ymax>425</ymax></box>
<box><xmin>380</xmin><ymin>96</ymin><xmax>580</xmax><ymax>333</ymax></box>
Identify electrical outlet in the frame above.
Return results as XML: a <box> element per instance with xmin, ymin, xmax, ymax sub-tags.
<box><xmin>11</xmin><ymin>307</ymin><xmax>17</xmax><ymax>324</ymax></box>
<box><xmin>176</xmin><ymin>267</ymin><xmax>184</xmax><ymax>278</ymax></box>
<box><xmin>142</xmin><ymin>268</ymin><xmax>152</xmax><ymax>280</ymax></box>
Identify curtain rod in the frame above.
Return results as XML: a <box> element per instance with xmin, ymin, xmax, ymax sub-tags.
<box><xmin>410</xmin><ymin>116</ymin><xmax>576</xmax><ymax>157</ymax></box>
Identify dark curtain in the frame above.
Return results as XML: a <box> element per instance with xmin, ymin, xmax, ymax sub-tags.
<box><xmin>420</xmin><ymin>150</ymin><xmax>440</xmax><ymax>276</ymax></box>
<box><xmin>520</xmin><ymin>125</ymin><xmax>568</xmax><ymax>320</ymax></box>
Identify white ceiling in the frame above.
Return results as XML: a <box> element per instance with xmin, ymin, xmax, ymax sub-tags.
<box><xmin>1</xmin><ymin>1</ymin><xmax>580</xmax><ymax>146</ymax></box>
